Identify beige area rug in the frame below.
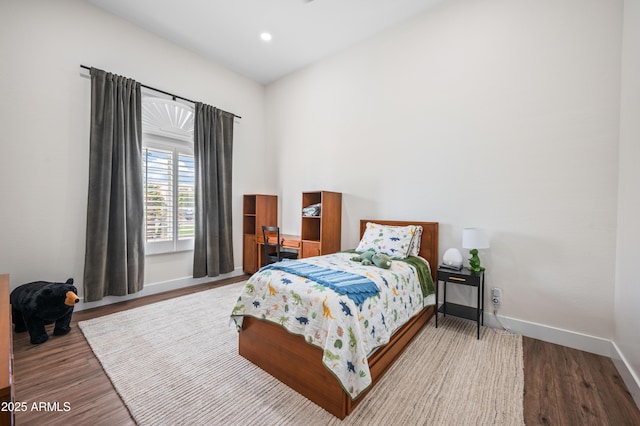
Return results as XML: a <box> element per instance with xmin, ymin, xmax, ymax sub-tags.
<box><xmin>79</xmin><ymin>282</ymin><xmax>524</xmax><ymax>426</ymax></box>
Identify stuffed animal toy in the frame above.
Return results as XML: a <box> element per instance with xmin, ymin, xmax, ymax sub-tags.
<box><xmin>371</xmin><ymin>253</ymin><xmax>392</xmax><ymax>269</ymax></box>
<box><xmin>351</xmin><ymin>250</ymin><xmax>392</xmax><ymax>269</ymax></box>
<box><xmin>10</xmin><ymin>278</ymin><xmax>79</xmax><ymax>344</ymax></box>
<box><xmin>351</xmin><ymin>249</ymin><xmax>376</xmax><ymax>265</ymax></box>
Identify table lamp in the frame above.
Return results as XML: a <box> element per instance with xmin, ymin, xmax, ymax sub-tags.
<box><xmin>462</xmin><ymin>227</ymin><xmax>489</xmax><ymax>273</ymax></box>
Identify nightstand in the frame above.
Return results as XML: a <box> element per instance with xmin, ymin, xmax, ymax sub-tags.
<box><xmin>435</xmin><ymin>267</ymin><xmax>485</xmax><ymax>339</ymax></box>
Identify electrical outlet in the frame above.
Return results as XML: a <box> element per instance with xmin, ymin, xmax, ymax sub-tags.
<box><xmin>491</xmin><ymin>287</ymin><xmax>502</xmax><ymax>306</ymax></box>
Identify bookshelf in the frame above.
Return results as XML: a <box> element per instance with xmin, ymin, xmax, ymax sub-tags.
<box><xmin>242</xmin><ymin>195</ymin><xmax>277</xmax><ymax>273</ymax></box>
<box><xmin>300</xmin><ymin>191</ymin><xmax>342</xmax><ymax>258</ymax></box>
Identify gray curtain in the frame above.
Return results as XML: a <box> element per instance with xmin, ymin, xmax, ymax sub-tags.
<box><xmin>83</xmin><ymin>68</ymin><xmax>145</xmax><ymax>302</ymax></box>
<box><xmin>193</xmin><ymin>103</ymin><xmax>235</xmax><ymax>278</ymax></box>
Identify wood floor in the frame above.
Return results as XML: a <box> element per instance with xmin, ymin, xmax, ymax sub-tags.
<box><xmin>10</xmin><ymin>276</ymin><xmax>640</xmax><ymax>426</ymax></box>
<box><xmin>523</xmin><ymin>338</ymin><xmax>640</xmax><ymax>425</ymax></box>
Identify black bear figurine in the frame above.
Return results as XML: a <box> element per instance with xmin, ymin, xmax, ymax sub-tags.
<box><xmin>10</xmin><ymin>278</ymin><xmax>79</xmax><ymax>344</ymax></box>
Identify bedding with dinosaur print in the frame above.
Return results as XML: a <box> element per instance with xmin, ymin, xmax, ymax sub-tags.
<box><xmin>230</xmin><ymin>251</ymin><xmax>433</xmax><ymax>400</ymax></box>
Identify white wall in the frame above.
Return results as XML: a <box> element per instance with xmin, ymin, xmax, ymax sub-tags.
<box><xmin>266</xmin><ymin>0</ymin><xmax>622</xmax><ymax>339</ymax></box>
<box><xmin>0</xmin><ymin>0</ymin><xmax>270</xmax><ymax>301</ymax></box>
<box><xmin>615</xmin><ymin>0</ymin><xmax>640</xmax><ymax>404</ymax></box>
<box><xmin>0</xmin><ymin>0</ymin><xmax>631</xmax><ymax>361</ymax></box>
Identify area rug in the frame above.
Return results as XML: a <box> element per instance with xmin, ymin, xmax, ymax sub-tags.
<box><xmin>79</xmin><ymin>282</ymin><xmax>524</xmax><ymax>425</ymax></box>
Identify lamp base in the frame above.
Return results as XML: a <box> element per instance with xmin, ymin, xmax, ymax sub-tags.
<box><xmin>468</xmin><ymin>249</ymin><xmax>485</xmax><ymax>273</ymax></box>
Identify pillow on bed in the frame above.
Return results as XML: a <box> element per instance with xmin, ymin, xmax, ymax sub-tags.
<box><xmin>408</xmin><ymin>225</ymin><xmax>422</xmax><ymax>257</ymax></box>
<box><xmin>356</xmin><ymin>222</ymin><xmax>419</xmax><ymax>259</ymax></box>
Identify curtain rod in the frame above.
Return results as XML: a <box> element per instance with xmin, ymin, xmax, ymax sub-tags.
<box><xmin>80</xmin><ymin>65</ymin><xmax>241</xmax><ymax>119</ymax></box>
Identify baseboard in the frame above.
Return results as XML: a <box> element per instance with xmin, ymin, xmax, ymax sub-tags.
<box><xmin>611</xmin><ymin>342</ymin><xmax>640</xmax><ymax>409</ymax></box>
<box><xmin>483</xmin><ymin>310</ymin><xmax>640</xmax><ymax>409</ymax></box>
<box><xmin>482</xmin><ymin>311</ymin><xmax>613</xmax><ymax>357</ymax></box>
<box><xmin>75</xmin><ymin>267</ymin><xmax>245</xmax><ymax>311</ymax></box>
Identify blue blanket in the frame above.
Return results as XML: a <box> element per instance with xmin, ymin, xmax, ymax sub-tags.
<box><xmin>262</xmin><ymin>261</ymin><xmax>379</xmax><ymax>305</ymax></box>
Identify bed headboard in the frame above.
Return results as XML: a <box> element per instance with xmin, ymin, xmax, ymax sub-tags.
<box><xmin>359</xmin><ymin>220</ymin><xmax>439</xmax><ymax>281</ymax></box>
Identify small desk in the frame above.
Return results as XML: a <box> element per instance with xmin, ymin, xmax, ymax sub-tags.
<box><xmin>435</xmin><ymin>267</ymin><xmax>485</xmax><ymax>339</ymax></box>
<box><xmin>256</xmin><ymin>234</ymin><xmax>301</xmax><ymax>268</ymax></box>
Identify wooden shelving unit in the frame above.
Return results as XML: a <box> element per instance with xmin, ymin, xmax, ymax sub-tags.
<box><xmin>300</xmin><ymin>191</ymin><xmax>342</xmax><ymax>258</ymax></box>
<box><xmin>242</xmin><ymin>195</ymin><xmax>277</xmax><ymax>274</ymax></box>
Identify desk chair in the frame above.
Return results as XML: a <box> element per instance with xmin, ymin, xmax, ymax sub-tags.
<box><xmin>262</xmin><ymin>226</ymin><xmax>298</xmax><ymax>265</ymax></box>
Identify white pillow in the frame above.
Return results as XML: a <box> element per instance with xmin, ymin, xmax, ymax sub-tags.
<box><xmin>355</xmin><ymin>222</ymin><xmax>419</xmax><ymax>259</ymax></box>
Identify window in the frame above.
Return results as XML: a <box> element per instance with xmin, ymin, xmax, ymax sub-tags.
<box><xmin>141</xmin><ymin>97</ymin><xmax>195</xmax><ymax>254</ymax></box>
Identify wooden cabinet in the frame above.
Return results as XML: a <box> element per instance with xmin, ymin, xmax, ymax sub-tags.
<box><xmin>0</xmin><ymin>274</ymin><xmax>14</xmax><ymax>426</ymax></box>
<box><xmin>242</xmin><ymin>195</ymin><xmax>277</xmax><ymax>274</ymax></box>
<box><xmin>300</xmin><ymin>191</ymin><xmax>342</xmax><ymax>258</ymax></box>
<box><xmin>243</xmin><ymin>191</ymin><xmax>341</xmax><ymax>268</ymax></box>
<box><xmin>300</xmin><ymin>241</ymin><xmax>320</xmax><ymax>258</ymax></box>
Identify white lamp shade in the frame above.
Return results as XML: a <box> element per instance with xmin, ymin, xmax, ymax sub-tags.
<box><xmin>462</xmin><ymin>227</ymin><xmax>489</xmax><ymax>249</ymax></box>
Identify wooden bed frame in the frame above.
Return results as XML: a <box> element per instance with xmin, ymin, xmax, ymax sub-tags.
<box><xmin>238</xmin><ymin>220</ymin><xmax>439</xmax><ymax>419</ymax></box>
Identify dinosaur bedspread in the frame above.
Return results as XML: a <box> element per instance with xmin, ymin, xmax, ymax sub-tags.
<box><xmin>230</xmin><ymin>252</ymin><xmax>434</xmax><ymax>399</ymax></box>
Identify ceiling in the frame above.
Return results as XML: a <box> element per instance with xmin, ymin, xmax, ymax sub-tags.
<box><xmin>87</xmin><ymin>0</ymin><xmax>443</xmax><ymax>85</ymax></box>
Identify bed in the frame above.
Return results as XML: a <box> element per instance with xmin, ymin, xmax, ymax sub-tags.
<box><xmin>231</xmin><ymin>220</ymin><xmax>439</xmax><ymax>419</ymax></box>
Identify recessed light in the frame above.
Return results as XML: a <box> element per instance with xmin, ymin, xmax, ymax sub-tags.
<box><xmin>260</xmin><ymin>32</ymin><xmax>272</xmax><ymax>42</ymax></box>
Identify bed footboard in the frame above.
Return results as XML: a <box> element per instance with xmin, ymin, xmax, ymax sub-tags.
<box><xmin>238</xmin><ymin>305</ymin><xmax>434</xmax><ymax>419</ymax></box>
